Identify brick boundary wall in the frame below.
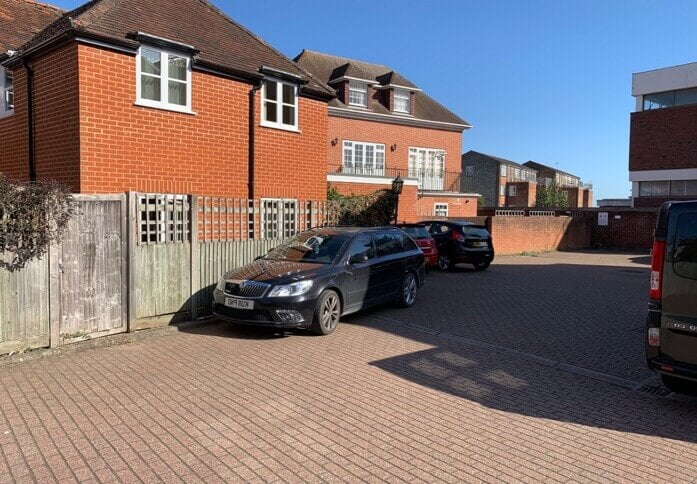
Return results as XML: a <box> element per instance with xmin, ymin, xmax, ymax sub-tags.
<box><xmin>487</xmin><ymin>216</ymin><xmax>591</xmax><ymax>255</ymax></box>
<box><xmin>572</xmin><ymin>208</ymin><xmax>658</xmax><ymax>251</ymax></box>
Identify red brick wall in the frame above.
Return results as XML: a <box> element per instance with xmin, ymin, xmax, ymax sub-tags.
<box><xmin>573</xmin><ymin>209</ymin><xmax>658</xmax><ymax>250</ymax></box>
<box><xmin>629</xmin><ymin>105</ymin><xmax>697</xmax><ymax>172</ymax></box>
<box><xmin>490</xmin><ymin>216</ymin><xmax>591</xmax><ymax>255</ymax></box>
<box><xmin>0</xmin><ymin>43</ymin><xmax>80</xmax><ymax>188</ymax></box>
<box><xmin>505</xmin><ymin>181</ymin><xmax>536</xmax><ymax>207</ymax></box>
<box><xmin>327</xmin><ymin>116</ymin><xmax>462</xmax><ymax>176</ymax></box>
<box><xmin>76</xmin><ymin>43</ymin><xmax>327</xmax><ymax>198</ymax></box>
<box><xmin>416</xmin><ymin>195</ymin><xmax>477</xmax><ymax>218</ymax></box>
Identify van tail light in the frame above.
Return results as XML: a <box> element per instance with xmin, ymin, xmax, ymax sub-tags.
<box><xmin>452</xmin><ymin>231</ymin><xmax>465</xmax><ymax>242</ymax></box>
<box><xmin>649</xmin><ymin>240</ymin><xmax>665</xmax><ymax>300</ymax></box>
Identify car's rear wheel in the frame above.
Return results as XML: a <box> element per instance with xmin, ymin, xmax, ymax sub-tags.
<box><xmin>661</xmin><ymin>374</ymin><xmax>697</xmax><ymax>396</ymax></box>
<box><xmin>398</xmin><ymin>272</ymin><xmax>418</xmax><ymax>308</ymax></box>
<box><xmin>473</xmin><ymin>260</ymin><xmax>491</xmax><ymax>271</ymax></box>
<box><xmin>310</xmin><ymin>290</ymin><xmax>341</xmax><ymax>335</ymax></box>
<box><xmin>437</xmin><ymin>253</ymin><xmax>454</xmax><ymax>272</ymax></box>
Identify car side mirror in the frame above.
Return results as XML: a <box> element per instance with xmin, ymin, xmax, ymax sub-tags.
<box><xmin>349</xmin><ymin>253</ymin><xmax>369</xmax><ymax>264</ymax></box>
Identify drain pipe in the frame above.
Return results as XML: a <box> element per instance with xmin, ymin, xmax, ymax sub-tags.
<box><xmin>248</xmin><ymin>80</ymin><xmax>262</xmax><ymax>201</ymax></box>
<box><xmin>22</xmin><ymin>58</ymin><xmax>36</xmax><ymax>181</ymax></box>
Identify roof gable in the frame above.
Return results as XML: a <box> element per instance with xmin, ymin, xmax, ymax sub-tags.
<box><xmin>462</xmin><ymin>150</ymin><xmax>532</xmax><ymax>170</ymax></box>
<box><xmin>524</xmin><ymin>160</ymin><xmax>579</xmax><ymax>179</ymax></box>
<box><xmin>9</xmin><ymin>0</ymin><xmax>333</xmax><ymax>97</ymax></box>
<box><xmin>295</xmin><ymin>49</ymin><xmax>469</xmax><ymax>127</ymax></box>
<box><xmin>0</xmin><ymin>0</ymin><xmax>63</xmax><ymax>52</ymax></box>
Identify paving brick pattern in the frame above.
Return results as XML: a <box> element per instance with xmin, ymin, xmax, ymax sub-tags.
<box><xmin>1</xmin><ymin>251</ymin><xmax>696</xmax><ymax>482</ymax></box>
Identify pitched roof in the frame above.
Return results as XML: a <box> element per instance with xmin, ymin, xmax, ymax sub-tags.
<box><xmin>0</xmin><ymin>0</ymin><xmax>63</xmax><ymax>52</ymax></box>
<box><xmin>462</xmin><ymin>150</ymin><xmax>532</xmax><ymax>170</ymax></box>
<box><xmin>328</xmin><ymin>62</ymin><xmax>373</xmax><ymax>83</ymax></box>
<box><xmin>7</xmin><ymin>0</ymin><xmax>333</xmax><ymax>98</ymax></box>
<box><xmin>523</xmin><ymin>160</ymin><xmax>579</xmax><ymax>179</ymax></box>
<box><xmin>295</xmin><ymin>49</ymin><xmax>469</xmax><ymax>127</ymax></box>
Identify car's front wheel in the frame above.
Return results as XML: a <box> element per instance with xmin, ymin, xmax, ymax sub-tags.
<box><xmin>437</xmin><ymin>253</ymin><xmax>454</xmax><ymax>272</ymax></box>
<box><xmin>398</xmin><ymin>272</ymin><xmax>418</xmax><ymax>308</ymax></box>
<box><xmin>661</xmin><ymin>374</ymin><xmax>697</xmax><ymax>396</ymax></box>
<box><xmin>310</xmin><ymin>290</ymin><xmax>341</xmax><ymax>335</ymax></box>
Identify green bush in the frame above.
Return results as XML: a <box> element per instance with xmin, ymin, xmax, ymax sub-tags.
<box><xmin>327</xmin><ymin>185</ymin><xmax>397</xmax><ymax>226</ymax></box>
<box><xmin>0</xmin><ymin>176</ymin><xmax>76</xmax><ymax>272</ymax></box>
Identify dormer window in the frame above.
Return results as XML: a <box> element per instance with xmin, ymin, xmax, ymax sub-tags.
<box><xmin>1</xmin><ymin>68</ymin><xmax>13</xmax><ymax>115</ymax></box>
<box><xmin>348</xmin><ymin>81</ymin><xmax>368</xmax><ymax>107</ymax></box>
<box><xmin>136</xmin><ymin>46</ymin><xmax>192</xmax><ymax>113</ymax></box>
<box><xmin>393</xmin><ymin>88</ymin><xmax>410</xmax><ymax>113</ymax></box>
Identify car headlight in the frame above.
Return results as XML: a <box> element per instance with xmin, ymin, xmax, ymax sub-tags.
<box><xmin>216</xmin><ymin>277</ymin><xmax>226</xmax><ymax>292</ymax></box>
<box><xmin>268</xmin><ymin>280</ymin><xmax>313</xmax><ymax>297</ymax></box>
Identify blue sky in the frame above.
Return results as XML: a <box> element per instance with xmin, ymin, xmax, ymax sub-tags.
<box><xmin>51</xmin><ymin>0</ymin><xmax>697</xmax><ymax>200</ymax></box>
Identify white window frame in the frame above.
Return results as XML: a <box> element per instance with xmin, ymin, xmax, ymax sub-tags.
<box><xmin>500</xmin><ymin>165</ymin><xmax>507</xmax><ymax>177</ymax></box>
<box><xmin>464</xmin><ymin>166</ymin><xmax>474</xmax><ymax>176</ymax></box>
<box><xmin>348</xmin><ymin>81</ymin><xmax>368</xmax><ymax>107</ymax></box>
<box><xmin>1</xmin><ymin>67</ymin><xmax>13</xmax><ymax>117</ymax></box>
<box><xmin>408</xmin><ymin>146</ymin><xmax>446</xmax><ymax>190</ymax></box>
<box><xmin>499</xmin><ymin>185</ymin><xmax>506</xmax><ymax>197</ymax></box>
<box><xmin>261</xmin><ymin>77</ymin><xmax>299</xmax><ymax>131</ymax></box>
<box><xmin>434</xmin><ymin>203</ymin><xmax>449</xmax><ymax>217</ymax></box>
<box><xmin>261</xmin><ymin>198</ymin><xmax>298</xmax><ymax>240</ymax></box>
<box><xmin>135</xmin><ymin>46</ymin><xmax>193</xmax><ymax>114</ymax></box>
<box><xmin>342</xmin><ymin>140</ymin><xmax>385</xmax><ymax>176</ymax></box>
<box><xmin>393</xmin><ymin>88</ymin><xmax>410</xmax><ymax>113</ymax></box>
<box><xmin>508</xmin><ymin>185</ymin><xmax>517</xmax><ymax>196</ymax></box>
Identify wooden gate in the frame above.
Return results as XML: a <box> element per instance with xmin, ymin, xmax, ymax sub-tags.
<box><xmin>51</xmin><ymin>195</ymin><xmax>127</xmax><ymax>343</ymax></box>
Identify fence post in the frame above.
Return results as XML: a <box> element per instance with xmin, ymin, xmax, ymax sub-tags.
<box><xmin>48</xmin><ymin>242</ymin><xmax>61</xmax><ymax>348</ymax></box>
<box><xmin>190</xmin><ymin>194</ymin><xmax>199</xmax><ymax>321</ymax></box>
<box><xmin>127</xmin><ymin>191</ymin><xmax>137</xmax><ymax>332</ymax></box>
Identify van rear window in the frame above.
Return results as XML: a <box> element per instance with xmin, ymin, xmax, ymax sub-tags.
<box><xmin>673</xmin><ymin>213</ymin><xmax>697</xmax><ymax>280</ymax></box>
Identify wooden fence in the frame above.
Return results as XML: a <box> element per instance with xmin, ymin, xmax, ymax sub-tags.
<box><xmin>0</xmin><ymin>192</ymin><xmax>333</xmax><ymax>354</ymax></box>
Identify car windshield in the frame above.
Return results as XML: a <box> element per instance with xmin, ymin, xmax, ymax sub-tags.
<box><xmin>264</xmin><ymin>232</ymin><xmax>350</xmax><ymax>264</ymax></box>
<box><xmin>401</xmin><ymin>226</ymin><xmax>430</xmax><ymax>239</ymax></box>
<box><xmin>461</xmin><ymin>226</ymin><xmax>490</xmax><ymax>238</ymax></box>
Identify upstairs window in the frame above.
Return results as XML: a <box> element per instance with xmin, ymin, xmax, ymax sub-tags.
<box><xmin>136</xmin><ymin>47</ymin><xmax>192</xmax><ymax>113</ymax></box>
<box><xmin>262</xmin><ymin>78</ymin><xmax>298</xmax><ymax>130</ymax></box>
<box><xmin>464</xmin><ymin>166</ymin><xmax>474</xmax><ymax>176</ymax></box>
<box><xmin>393</xmin><ymin>88</ymin><xmax>410</xmax><ymax>113</ymax></box>
<box><xmin>508</xmin><ymin>185</ymin><xmax>517</xmax><ymax>196</ymax></box>
<box><xmin>348</xmin><ymin>81</ymin><xmax>368</xmax><ymax>107</ymax></box>
<box><xmin>1</xmin><ymin>68</ymin><xmax>13</xmax><ymax>115</ymax></box>
<box><xmin>342</xmin><ymin>141</ymin><xmax>385</xmax><ymax>176</ymax></box>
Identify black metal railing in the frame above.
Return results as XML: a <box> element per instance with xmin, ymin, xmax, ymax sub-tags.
<box><xmin>333</xmin><ymin>165</ymin><xmax>465</xmax><ymax>192</ymax></box>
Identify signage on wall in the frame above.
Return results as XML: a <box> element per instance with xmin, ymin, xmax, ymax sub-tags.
<box><xmin>598</xmin><ymin>212</ymin><xmax>609</xmax><ymax>226</ymax></box>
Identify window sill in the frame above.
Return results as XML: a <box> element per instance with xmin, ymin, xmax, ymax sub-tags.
<box><xmin>259</xmin><ymin>121</ymin><xmax>301</xmax><ymax>133</ymax></box>
<box><xmin>133</xmin><ymin>100</ymin><xmax>196</xmax><ymax>115</ymax></box>
<box><xmin>0</xmin><ymin>110</ymin><xmax>15</xmax><ymax>120</ymax></box>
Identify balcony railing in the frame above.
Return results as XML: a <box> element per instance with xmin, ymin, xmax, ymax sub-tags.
<box><xmin>332</xmin><ymin>165</ymin><xmax>466</xmax><ymax>192</ymax></box>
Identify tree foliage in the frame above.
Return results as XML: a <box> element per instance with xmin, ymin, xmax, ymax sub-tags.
<box><xmin>535</xmin><ymin>182</ymin><xmax>569</xmax><ymax>209</ymax></box>
<box><xmin>327</xmin><ymin>185</ymin><xmax>397</xmax><ymax>226</ymax></box>
<box><xmin>0</xmin><ymin>176</ymin><xmax>76</xmax><ymax>272</ymax></box>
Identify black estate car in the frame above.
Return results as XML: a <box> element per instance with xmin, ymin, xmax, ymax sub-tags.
<box><xmin>419</xmin><ymin>220</ymin><xmax>494</xmax><ymax>271</ymax></box>
<box><xmin>213</xmin><ymin>226</ymin><xmax>425</xmax><ymax>335</ymax></box>
<box><xmin>646</xmin><ymin>201</ymin><xmax>697</xmax><ymax>395</ymax></box>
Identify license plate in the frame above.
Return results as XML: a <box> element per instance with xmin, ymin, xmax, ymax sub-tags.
<box><xmin>225</xmin><ymin>297</ymin><xmax>254</xmax><ymax>310</ymax></box>
<box><xmin>473</xmin><ymin>241</ymin><xmax>487</xmax><ymax>247</ymax></box>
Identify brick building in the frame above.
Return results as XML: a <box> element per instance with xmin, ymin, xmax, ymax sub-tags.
<box><xmin>295</xmin><ymin>49</ymin><xmax>478</xmax><ymax>222</ymax></box>
<box><xmin>523</xmin><ymin>160</ymin><xmax>593</xmax><ymax>208</ymax></box>
<box><xmin>630</xmin><ymin>62</ymin><xmax>697</xmax><ymax>207</ymax></box>
<box><xmin>0</xmin><ymin>0</ymin><xmax>333</xmax><ymax>205</ymax></box>
<box><xmin>461</xmin><ymin>151</ymin><xmax>538</xmax><ymax>208</ymax></box>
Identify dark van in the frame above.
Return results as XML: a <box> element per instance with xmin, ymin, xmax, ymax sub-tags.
<box><xmin>646</xmin><ymin>201</ymin><xmax>697</xmax><ymax>394</ymax></box>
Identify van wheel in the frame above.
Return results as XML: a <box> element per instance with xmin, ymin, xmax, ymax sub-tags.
<box><xmin>661</xmin><ymin>375</ymin><xmax>697</xmax><ymax>396</ymax></box>
<box><xmin>438</xmin><ymin>254</ymin><xmax>454</xmax><ymax>272</ymax></box>
<box><xmin>473</xmin><ymin>261</ymin><xmax>491</xmax><ymax>271</ymax></box>
<box><xmin>398</xmin><ymin>273</ymin><xmax>418</xmax><ymax>308</ymax></box>
<box><xmin>310</xmin><ymin>290</ymin><xmax>341</xmax><ymax>335</ymax></box>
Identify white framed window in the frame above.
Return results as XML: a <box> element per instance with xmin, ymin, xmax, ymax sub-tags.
<box><xmin>348</xmin><ymin>81</ymin><xmax>368</xmax><ymax>107</ymax></box>
<box><xmin>464</xmin><ymin>166</ymin><xmax>474</xmax><ymax>176</ymax></box>
<box><xmin>136</xmin><ymin>46</ymin><xmax>192</xmax><ymax>114</ymax></box>
<box><xmin>262</xmin><ymin>78</ymin><xmax>298</xmax><ymax>131</ymax></box>
<box><xmin>499</xmin><ymin>185</ymin><xmax>506</xmax><ymax>197</ymax></box>
<box><xmin>393</xmin><ymin>88</ymin><xmax>410</xmax><ymax>113</ymax></box>
<box><xmin>508</xmin><ymin>185</ymin><xmax>517</xmax><ymax>196</ymax></box>
<box><xmin>342</xmin><ymin>141</ymin><xmax>385</xmax><ymax>176</ymax></box>
<box><xmin>261</xmin><ymin>199</ymin><xmax>298</xmax><ymax>239</ymax></box>
<box><xmin>434</xmin><ymin>203</ymin><xmax>449</xmax><ymax>217</ymax></box>
<box><xmin>500</xmin><ymin>165</ymin><xmax>507</xmax><ymax>177</ymax></box>
<box><xmin>408</xmin><ymin>146</ymin><xmax>446</xmax><ymax>190</ymax></box>
<box><xmin>1</xmin><ymin>67</ymin><xmax>13</xmax><ymax>115</ymax></box>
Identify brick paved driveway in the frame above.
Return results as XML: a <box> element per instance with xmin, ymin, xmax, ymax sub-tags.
<box><xmin>2</xmin><ymin>251</ymin><xmax>697</xmax><ymax>482</ymax></box>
